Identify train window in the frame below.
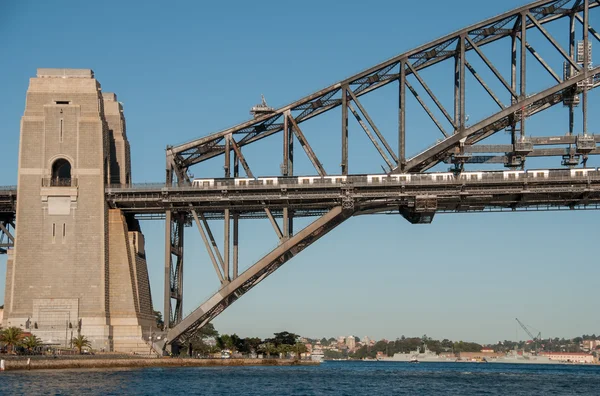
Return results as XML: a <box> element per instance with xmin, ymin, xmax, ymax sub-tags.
<box><xmin>266</xmin><ymin>180</ymin><xmax>274</xmax><ymax>185</ymax></box>
<box><xmin>335</xmin><ymin>178</ymin><xmax>343</xmax><ymax>183</ymax></box>
<box><xmin>239</xmin><ymin>180</ymin><xmax>247</xmax><ymax>186</ymax></box>
<box><xmin>400</xmin><ymin>176</ymin><xmax>407</xmax><ymax>181</ymax></box>
<box><xmin>436</xmin><ymin>175</ymin><xmax>444</xmax><ymax>181</ymax></box>
<box><xmin>508</xmin><ymin>173</ymin><xmax>516</xmax><ymax>179</ymax></box>
<box><xmin>202</xmin><ymin>181</ymin><xmax>210</xmax><ymax>187</ymax></box>
<box><xmin>471</xmin><ymin>174</ymin><xmax>478</xmax><ymax>180</ymax></box>
<box><xmin>302</xmin><ymin>179</ymin><xmax>310</xmax><ymax>184</ymax></box>
<box><xmin>372</xmin><ymin>177</ymin><xmax>380</xmax><ymax>183</ymax></box>
<box><xmin>575</xmin><ymin>171</ymin><xmax>583</xmax><ymax>177</ymax></box>
<box><xmin>536</xmin><ymin>172</ymin><xmax>545</xmax><ymax>178</ymax></box>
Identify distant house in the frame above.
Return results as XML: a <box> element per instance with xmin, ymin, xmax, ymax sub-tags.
<box><xmin>539</xmin><ymin>352</ymin><xmax>595</xmax><ymax>364</ymax></box>
<box><xmin>481</xmin><ymin>348</ymin><xmax>495</xmax><ymax>353</ymax></box>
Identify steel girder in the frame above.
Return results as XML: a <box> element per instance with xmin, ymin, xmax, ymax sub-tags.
<box><xmin>167</xmin><ymin>0</ymin><xmax>600</xmax><ymax>178</ymax></box>
<box><xmin>163</xmin><ymin>206</ymin><xmax>352</xmax><ymax>348</ymax></box>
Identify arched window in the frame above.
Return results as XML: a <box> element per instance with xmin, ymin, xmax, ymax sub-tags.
<box><xmin>51</xmin><ymin>158</ymin><xmax>71</xmax><ymax>186</ymax></box>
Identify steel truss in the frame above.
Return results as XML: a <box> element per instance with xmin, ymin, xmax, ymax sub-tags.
<box><xmin>156</xmin><ymin>1</ymin><xmax>600</xmax><ymax>347</ymax></box>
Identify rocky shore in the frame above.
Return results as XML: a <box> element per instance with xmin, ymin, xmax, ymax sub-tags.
<box><xmin>0</xmin><ymin>357</ymin><xmax>319</xmax><ymax>371</ymax></box>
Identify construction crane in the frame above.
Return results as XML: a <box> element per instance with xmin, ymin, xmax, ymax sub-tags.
<box><xmin>515</xmin><ymin>318</ymin><xmax>542</xmax><ymax>353</ymax></box>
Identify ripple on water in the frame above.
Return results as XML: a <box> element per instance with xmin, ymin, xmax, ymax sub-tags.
<box><xmin>0</xmin><ymin>362</ymin><xmax>599</xmax><ymax>395</ymax></box>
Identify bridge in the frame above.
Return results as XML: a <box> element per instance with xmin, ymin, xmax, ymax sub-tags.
<box><xmin>2</xmin><ymin>0</ymin><xmax>600</xmax><ymax>352</ymax></box>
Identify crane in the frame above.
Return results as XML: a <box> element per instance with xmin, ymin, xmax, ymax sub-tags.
<box><xmin>515</xmin><ymin>318</ymin><xmax>542</xmax><ymax>353</ymax></box>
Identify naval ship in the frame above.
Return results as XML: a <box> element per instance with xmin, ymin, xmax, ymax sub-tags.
<box><xmin>377</xmin><ymin>345</ymin><xmax>562</xmax><ymax>364</ymax></box>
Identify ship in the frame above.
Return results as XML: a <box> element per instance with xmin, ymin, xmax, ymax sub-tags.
<box><xmin>377</xmin><ymin>345</ymin><xmax>572</xmax><ymax>364</ymax></box>
<box><xmin>377</xmin><ymin>345</ymin><xmax>457</xmax><ymax>363</ymax></box>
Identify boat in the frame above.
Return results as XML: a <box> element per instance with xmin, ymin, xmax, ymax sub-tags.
<box><xmin>377</xmin><ymin>344</ymin><xmax>457</xmax><ymax>363</ymax></box>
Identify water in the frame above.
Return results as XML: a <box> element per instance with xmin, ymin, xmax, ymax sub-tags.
<box><xmin>1</xmin><ymin>361</ymin><xmax>599</xmax><ymax>395</ymax></box>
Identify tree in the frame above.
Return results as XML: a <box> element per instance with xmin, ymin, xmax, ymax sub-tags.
<box><xmin>22</xmin><ymin>335</ymin><xmax>43</xmax><ymax>352</ymax></box>
<box><xmin>258</xmin><ymin>342</ymin><xmax>277</xmax><ymax>357</ymax></box>
<box><xmin>154</xmin><ymin>310</ymin><xmax>164</xmax><ymax>331</ymax></box>
<box><xmin>0</xmin><ymin>327</ymin><xmax>23</xmax><ymax>354</ymax></box>
<box><xmin>188</xmin><ymin>323</ymin><xmax>220</xmax><ymax>356</ymax></box>
<box><xmin>267</xmin><ymin>331</ymin><xmax>299</xmax><ymax>347</ymax></box>
<box><xmin>72</xmin><ymin>334</ymin><xmax>92</xmax><ymax>354</ymax></box>
<box><xmin>320</xmin><ymin>337</ymin><xmax>329</xmax><ymax>346</ymax></box>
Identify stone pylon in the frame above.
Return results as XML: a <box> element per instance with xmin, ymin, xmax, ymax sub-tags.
<box><xmin>3</xmin><ymin>69</ymin><xmax>156</xmax><ymax>353</ymax></box>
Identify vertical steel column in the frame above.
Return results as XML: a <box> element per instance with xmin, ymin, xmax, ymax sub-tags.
<box><xmin>224</xmin><ymin>135</ymin><xmax>231</xmax><ymax>177</ymax></box>
<box><xmin>511</xmin><ymin>29</ymin><xmax>518</xmax><ymax>145</ymax></box>
<box><xmin>341</xmin><ymin>85</ymin><xmax>349</xmax><ymax>175</ymax></box>
<box><xmin>164</xmin><ymin>210</ymin><xmax>172</xmax><ymax>329</ymax></box>
<box><xmin>399</xmin><ymin>60</ymin><xmax>406</xmax><ymax>170</ymax></box>
<box><xmin>224</xmin><ymin>209</ymin><xmax>230</xmax><ymax>282</ymax></box>
<box><xmin>164</xmin><ymin>158</ymin><xmax>174</xmax><ymax>329</ymax></box>
<box><xmin>454</xmin><ymin>46</ymin><xmax>460</xmax><ymax>133</ymax></box>
<box><xmin>459</xmin><ymin>35</ymin><xmax>466</xmax><ymax>132</ymax></box>
<box><xmin>569</xmin><ymin>12</ymin><xmax>576</xmax><ymax>136</ymax></box>
<box><xmin>520</xmin><ymin>12</ymin><xmax>527</xmax><ymax>138</ymax></box>
<box><xmin>233</xmin><ymin>152</ymin><xmax>239</xmax><ymax>279</ymax></box>
<box><xmin>583</xmin><ymin>0</ymin><xmax>590</xmax><ymax>135</ymax></box>
<box><xmin>224</xmin><ymin>134</ymin><xmax>231</xmax><ymax>281</ymax></box>
<box><xmin>283</xmin><ymin>113</ymin><xmax>291</xmax><ymax>238</ymax></box>
<box><xmin>174</xmin><ymin>216</ymin><xmax>184</xmax><ymax>324</ymax></box>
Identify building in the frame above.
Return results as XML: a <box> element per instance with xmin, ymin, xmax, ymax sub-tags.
<box><xmin>2</xmin><ymin>69</ymin><xmax>156</xmax><ymax>353</ymax></box>
<box><xmin>346</xmin><ymin>335</ymin><xmax>356</xmax><ymax>350</ymax></box>
<box><xmin>582</xmin><ymin>340</ymin><xmax>600</xmax><ymax>351</ymax></box>
<box><xmin>539</xmin><ymin>352</ymin><xmax>595</xmax><ymax>363</ymax></box>
<box><xmin>362</xmin><ymin>336</ymin><xmax>371</xmax><ymax>345</ymax></box>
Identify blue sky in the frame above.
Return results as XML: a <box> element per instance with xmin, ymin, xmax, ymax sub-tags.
<box><xmin>1</xmin><ymin>0</ymin><xmax>599</xmax><ymax>344</ymax></box>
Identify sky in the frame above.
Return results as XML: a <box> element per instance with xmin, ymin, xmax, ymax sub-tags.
<box><xmin>1</xmin><ymin>0</ymin><xmax>599</xmax><ymax>344</ymax></box>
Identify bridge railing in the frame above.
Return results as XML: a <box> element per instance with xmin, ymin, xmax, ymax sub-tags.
<box><xmin>104</xmin><ymin>172</ymin><xmax>600</xmax><ymax>194</ymax></box>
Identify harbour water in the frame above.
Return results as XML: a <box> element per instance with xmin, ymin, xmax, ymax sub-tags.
<box><xmin>1</xmin><ymin>361</ymin><xmax>599</xmax><ymax>395</ymax></box>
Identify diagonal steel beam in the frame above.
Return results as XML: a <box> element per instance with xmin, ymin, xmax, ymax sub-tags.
<box><xmin>405</xmin><ymin>81</ymin><xmax>449</xmax><ymax>137</ymax></box>
<box><xmin>165</xmin><ymin>205</ymin><xmax>351</xmax><ymax>345</ymax></box>
<box><xmin>526</xmin><ymin>11</ymin><xmax>581</xmax><ymax>70</ymax></box>
<box><xmin>229</xmin><ymin>137</ymin><xmax>283</xmax><ymax>240</ymax></box>
<box><xmin>465</xmin><ymin>35</ymin><xmax>518</xmax><ymax>98</ymax></box>
<box><xmin>229</xmin><ymin>137</ymin><xmax>254</xmax><ymax>178</ymax></box>
<box><xmin>523</xmin><ymin>41</ymin><xmax>562</xmax><ymax>83</ymax></box>
<box><xmin>191</xmin><ymin>209</ymin><xmax>225</xmax><ymax>284</ymax></box>
<box><xmin>198</xmin><ymin>212</ymin><xmax>225</xmax><ymax>274</ymax></box>
<box><xmin>348</xmin><ymin>102</ymin><xmax>395</xmax><ymax>170</ymax></box>
<box><xmin>0</xmin><ymin>222</ymin><xmax>14</xmax><ymax>242</ymax></box>
<box><xmin>465</xmin><ymin>61</ymin><xmax>505</xmax><ymax>109</ymax></box>
<box><xmin>405</xmin><ymin>62</ymin><xmax>457</xmax><ymax>129</ymax></box>
<box><xmin>346</xmin><ymin>89</ymin><xmax>399</xmax><ymax>163</ymax></box>
<box><xmin>287</xmin><ymin>115</ymin><xmax>327</xmax><ymax>176</ymax></box>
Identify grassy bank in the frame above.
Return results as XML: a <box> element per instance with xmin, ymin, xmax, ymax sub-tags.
<box><xmin>0</xmin><ymin>357</ymin><xmax>319</xmax><ymax>371</ymax></box>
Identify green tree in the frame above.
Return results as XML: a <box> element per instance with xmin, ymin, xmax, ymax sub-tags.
<box><xmin>72</xmin><ymin>334</ymin><xmax>92</xmax><ymax>354</ymax></box>
<box><xmin>21</xmin><ymin>335</ymin><xmax>43</xmax><ymax>352</ymax></box>
<box><xmin>240</xmin><ymin>337</ymin><xmax>262</xmax><ymax>354</ymax></box>
<box><xmin>258</xmin><ymin>342</ymin><xmax>277</xmax><ymax>357</ymax></box>
<box><xmin>154</xmin><ymin>310</ymin><xmax>164</xmax><ymax>331</ymax></box>
<box><xmin>0</xmin><ymin>327</ymin><xmax>23</xmax><ymax>354</ymax></box>
<box><xmin>188</xmin><ymin>323</ymin><xmax>219</xmax><ymax>356</ymax></box>
<box><xmin>268</xmin><ymin>331</ymin><xmax>299</xmax><ymax>347</ymax></box>
<box><xmin>320</xmin><ymin>337</ymin><xmax>329</xmax><ymax>346</ymax></box>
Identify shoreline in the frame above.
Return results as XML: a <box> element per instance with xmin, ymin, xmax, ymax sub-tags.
<box><xmin>0</xmin><ymin>357</ymin><xmax>320</xmax><ymax>372</ymax></box>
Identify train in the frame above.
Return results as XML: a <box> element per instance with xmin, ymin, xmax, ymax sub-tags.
<box><xmin>190</xmin><ymin>168</ymin><xmax>598</xmax><ymax>188</ymax></box>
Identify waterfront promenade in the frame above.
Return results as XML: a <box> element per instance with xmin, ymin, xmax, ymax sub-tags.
<box><xmin>0</xmin><ymin>355</ymin><xmax>318</xmax><ymax>371</ymax></box>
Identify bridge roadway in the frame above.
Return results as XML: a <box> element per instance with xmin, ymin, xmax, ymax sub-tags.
<box><xmin>3</xmin><ymin>172</ymin><xmax>600</xmax><ymax>221</ymax></box>
<box><xmin>105</xmin><ymin>174</ymin><xmax>600</xmax><ymax>219</ymax></box>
